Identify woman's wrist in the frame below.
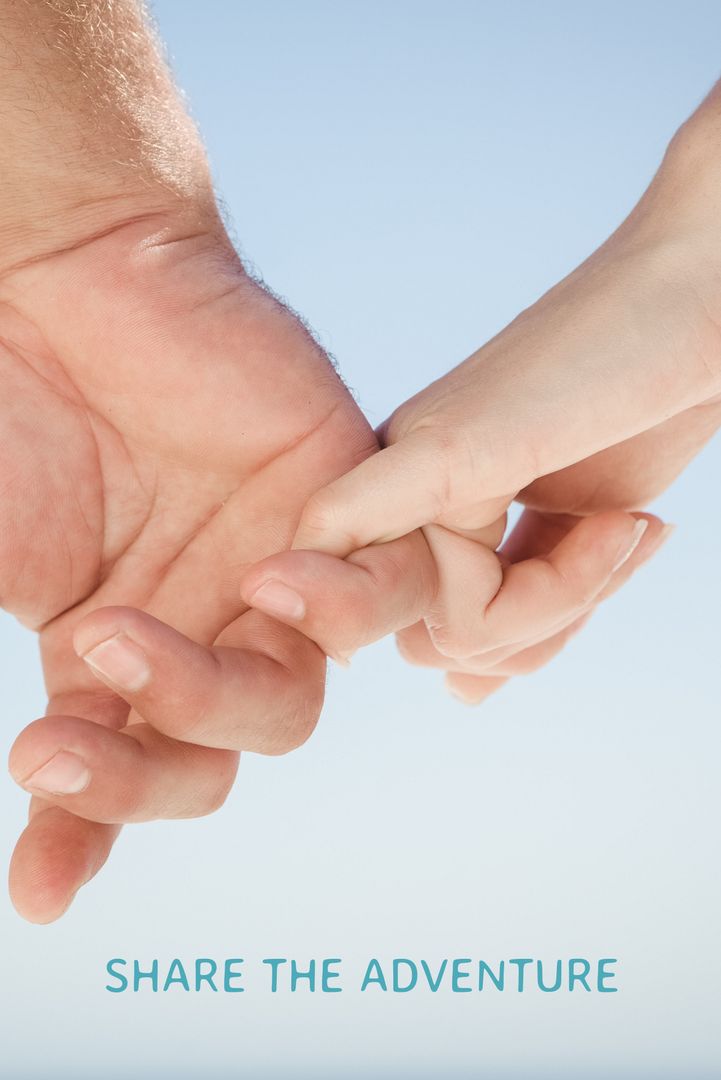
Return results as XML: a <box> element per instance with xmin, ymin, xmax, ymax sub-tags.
<box><xmin>624</xmin><ymin>84</ymin><xmax>721</xmax><ymax>311</ymax></box>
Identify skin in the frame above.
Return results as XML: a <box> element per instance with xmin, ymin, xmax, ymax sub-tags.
<box><xmin>2</xmin><ymin>210</ymin><xmax>390</xmax><ymax>921</ymax></box>
<box><xmin>5</xmin><ymin>221</ymin><xmax>657</xmax><ymax>921</ymax></box>
<box><xmin>238</xmin><ymin>82</ymin><xmax>721</xmax><ymax>699</ymax></box>
<box><xmin>0</xmin><ymin>1</ymin><xmax>670</xmax><ymax>923</ymax></box>
<box><xmin>0</xmin><ymin>0</ymin><xmax>383</xmax><ymax>922</ymax></box>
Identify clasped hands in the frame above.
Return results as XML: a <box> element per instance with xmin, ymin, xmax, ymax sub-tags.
<box><xmin>5</xmin><ymin>64</ymin><xmax>721</xmax><ymax>923</ymax></box>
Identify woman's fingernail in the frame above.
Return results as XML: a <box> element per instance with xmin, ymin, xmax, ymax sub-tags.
<box><xmin>247</xmin><ymin>580</ymin><xmax>306</xmax><ymax>621</ymax></box>
<box><xmin>21</xmin><ymin>750</ymin><xmax>90</xmax><ymax>795</ymax></box>
<box><xmin>81</xmin><ymin>632</ymin><xmax>151</xmax><ymax>692</ymax></box>
<box><xmin>612</xmin><ymin>519</ymin><xmax>649</xmax><ymax>573</ymax></box>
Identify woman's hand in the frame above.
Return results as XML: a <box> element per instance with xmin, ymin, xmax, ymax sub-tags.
<box><xmin>238</xmin><ymin>83</ymin><xmax>721</xmax><ymax>694</ymax></box>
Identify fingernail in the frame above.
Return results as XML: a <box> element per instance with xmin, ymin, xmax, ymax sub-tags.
<box><xmin>22</xmin><ymin>750</ymin><xmax>90</xmax><ymax>795</ymax></box>
<box><xmin>631</xmin><ymin>522</ymin><xmax>676</xmax><ymax>567</ymax></box>
<box><xmin>448</xmin><ymin>687</ymin><xmax>477</xmax><ymax>705</ymax></box>
<box><xmin>81</xmin><ymin>632</ymin><xmax>151</xmax><ymax>692</ymax></box>
<box><xmin>247</xmin><ymin>580</ymin><xmax>306</xmax><ymax>621</ymax></box>
<box><xmin>329</xmin><ymin>651</ymin><xmax>354</xmax><ymax>669</ymax></box>
<box><xmin>444</xmin><ymin>674</ymin><xmax>480</xmax><ymax>705</ymax></box>
<box><xmin>612</xmin><ymin>519</ymin><xmax>649</xmax><ymax>573</ymax></box>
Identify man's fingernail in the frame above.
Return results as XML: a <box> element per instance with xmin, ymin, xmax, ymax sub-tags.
<box><xmin>653</xmin><ymin>522</ymin><xmax>677</xmax><ymax>553</ymax></box>
<box><xmin>247</xmin><ymin>580</ymin><xmax>306</xmax><ymax>621</ymax></box>
<box><xmin>444</xmin><ymin>674</ymin><xmax>480</xmax><ymax>705</ymax></box>
<box><xmin>448</xmin><ymin>687</ymin><xmax>477</xmax><ymax>705</ymax></box>
<box><xmin>81</xmin><ymin>632</ymin><xmax>151</xmax><ymax>692</ymax></box>
<box><xmin>329</xmin><ymin>651</ymin><xmax>354</xmax><ymax>668</ymax></box>
<box><xmin>612</xmin><ymin>519</ymin><xmax>649</xmax><ymax>573</ymax></box>
<box><xmin>21</xmin><ymin>750</ymin><xmax>90</xmax><ymax>795</ymax></box>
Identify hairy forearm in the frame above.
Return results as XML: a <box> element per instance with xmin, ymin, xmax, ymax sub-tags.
<box><xmin>0</xmin><ymin>0</ymin><xmax>218</xmax><ymax>269</ymax></box>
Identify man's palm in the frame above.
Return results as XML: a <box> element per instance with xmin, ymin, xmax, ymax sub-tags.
<box><xmin>0</xmin><ymin>217</ymin><xmax>375</xmax><ymax>921</ymax></box>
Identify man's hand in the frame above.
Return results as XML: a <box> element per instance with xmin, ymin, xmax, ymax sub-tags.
<box><xmin>1</xmin><ymin>209</ymin><xmax>381</xmax><ymax>922</ymax></box>
<box><xmin>0</xmin><ymin>0</ymin><xmax>383</xmax><ymax>922</ymax></box>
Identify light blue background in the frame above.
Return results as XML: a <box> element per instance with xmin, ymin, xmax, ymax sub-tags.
<box><xmin>1</xmin><ymin>2</ymin><xmax>720</xmax><ymax>1076</ymax></box>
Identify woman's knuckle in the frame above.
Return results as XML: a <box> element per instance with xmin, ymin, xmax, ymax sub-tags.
<box><xmin>299</xmin><ymin>488</ymin><xmax>339</xmax><ymax>538</ymax></box>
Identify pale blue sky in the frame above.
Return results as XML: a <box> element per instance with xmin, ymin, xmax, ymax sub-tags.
<box><xmin>1</xmin><ymin>3</ymin><xmax>720</xmax><ymax>1076</ymax></box>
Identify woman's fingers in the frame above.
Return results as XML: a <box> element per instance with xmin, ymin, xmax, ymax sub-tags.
<box><xmin>71</xmin><ymin>606</ymin><xmax>326</xmax><ymax>754</ymax></box>
<box><xmin>8</xmin><ymin>714</ymin><xmax>239</xmax><ymax>824</ymax></box>
<box><xmin>442</xmin><ymin>615</ymin><xmax>590</xmax><ymax>703</ymax></box>
<box><xmin>422</xmin><ymin>511</ymin><xmax>660</xmax><ymax>660</ymax></box>
<box><xmin>241</xmin><ymin>509</ymin><xmax>665</xmax><ymax>669</ymax></box>
<box><xmin>398</xmin><ymin>611</ymin><xmax>592</xmax><ymax>676</ymax></box>
<box><xmin>397</xmin><ymin>505</ymin><xmax>669</xmax><ymax>684</ymax></box>
<box><xmin>240</xmin><ymin>531</ymin><xmax>437</xmax><ymax>662</ymax></box>
<box><xmin>289</xmin><ymin>242</ymin><xmax>719</xmax><ymax>560</ymax></box>
<box><xmin>484</xmin><ymin>613</ymin><xmax>594</xmax><ymax>676</ymax></box>
<box><xmin>440</xmin><ymin>512</ymin><xmax>667</xmax><ymax>700</ymax></box>
<box><xmin>398</xmin><ymin>509</ymin><xmax>673</xmax><ymax>704</ymax></box>
<box><xmin>291</xmin><ymin>431</ymin><xmax>452</xmax><ymax>555</ymax></box>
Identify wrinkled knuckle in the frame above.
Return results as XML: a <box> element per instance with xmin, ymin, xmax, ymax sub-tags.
<box><xmin>366</xmin><ymin>548</ymin><xmax>406</xmax><ymax>594</ymax></box>
<box><xmin>433</xmin><ymin>422</ymin><xmax>485</xmax><ymax>501</ymax></box>
<box><xmin>548</xmin><ymin>561</ymin><xmax>595</xmax><ymax>610</ymax></box>
<box><xmin>569</xmin><ymin>575</ymin><xmax>598</xmax><ymax>610</ymax></box>
<box><xmin>267</xmin><ymin>693</ymin><xmax>322</xmax><ymax>757</ymax></box>
<box><xmin>380</xmin><ymin>401</ymin><xmax>417</xmax><ymax>447</ymax></box>
<box><xmin>298</xmin><ymin>488</ymin><xmax>341</xmax><ymax>542</ymax></box>
<box><xmin>425</xmin><ymin>618</ymin><xmax>489</xmax><ymax>660</ymax></box>
<box><xmin>267</xmin><ymin>718</ymin><xmax>311</xmax><ymax>757</ymax></box>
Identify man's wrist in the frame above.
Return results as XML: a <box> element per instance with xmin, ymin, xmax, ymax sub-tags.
<box><xmin>0</xmin><ymin>187</ymin><xmax>224</xmax><ymax>278</ymax></box>
<box><xmin>0</xmin><ymin>0</ymin><xmax>217</xmax><ymax>272</ymax></box>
